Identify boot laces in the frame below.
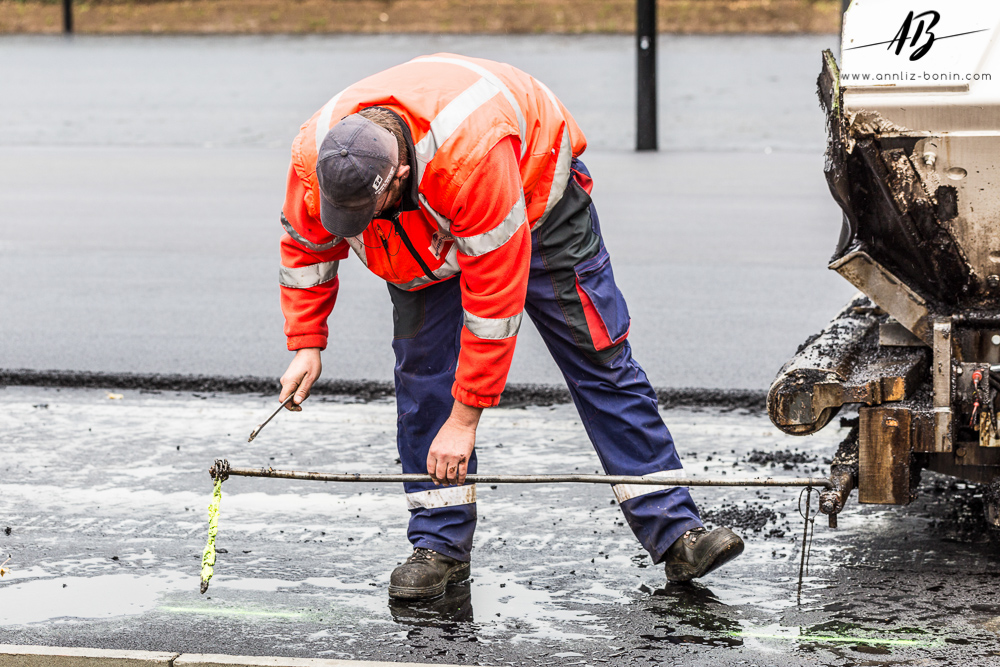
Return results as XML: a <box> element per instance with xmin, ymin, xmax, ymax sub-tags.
<box><xmin>684</xmin><ymin>527</ymin><xmax>708</xmax><ymax>547</ymax></box>
<box><xmin>408</xmin><ymin>548</ymin><xmax>436</xmax><ymax>564</ymax></box>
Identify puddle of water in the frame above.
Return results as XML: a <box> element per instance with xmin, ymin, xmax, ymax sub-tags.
<box><xmin>0</xmin><ymin>573</ymin><xmax>191</xmax><ymax>624</ymax></box>
<box><xmin>468</xmin><ymin>567</ymin><xmax>618</xmax><ymax>642</ymax></box>
<box><xmin>200</xmin><ymin>570</ymin><xmax>624</xmax><ymax>643</ymax></box>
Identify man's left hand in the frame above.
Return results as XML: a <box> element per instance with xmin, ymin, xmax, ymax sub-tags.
<box><xmin>427</xmin><ymin>401</ymin><xmax>483</xmax><ymax>486</ymax></box>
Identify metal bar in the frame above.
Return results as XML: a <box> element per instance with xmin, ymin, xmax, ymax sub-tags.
<box><xmin>636</xmin><ymin>0</ymin><xmax>657</xmax><ymax>151</ymax></box>
<box><xmin>247</xmin><ymin>395</ymin><xmax>295</xmax><ymax>442</ymax></box>
<box><xmin>63</xmin><ymin>0</ymin><xmax>73</xmax><ymax>34</ymax></box>
<box><xmin>219</xmin><ymin>466</ymin><xmax>833</xmax><ymax>489</ymax></box>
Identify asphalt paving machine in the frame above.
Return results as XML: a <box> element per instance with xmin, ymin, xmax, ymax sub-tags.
<box><xmin>768</xmin><ymin>1</ymin><xmax>1000</xmax><ymax>527</ymax></box>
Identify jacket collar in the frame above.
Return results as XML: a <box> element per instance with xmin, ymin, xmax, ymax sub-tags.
<box><xmin>377</xmin><ymin>107</ymin><xmax>420</xmax><ymax>213</ymax></box>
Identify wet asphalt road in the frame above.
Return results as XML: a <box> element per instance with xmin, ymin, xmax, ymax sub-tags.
<box><xmin>2</xmin><ymin>386</ymin><xmax>999</xmax><ymax>666</ymax></box>
<box><xmin>0</xmin><ymin>33</ymin><xmax>856</xmax><ymax>390</ymax></box>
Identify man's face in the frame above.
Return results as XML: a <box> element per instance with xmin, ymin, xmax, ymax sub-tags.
<box><xmin>373</xmin><ymin>174</ymin><xmax>403</xmax><ymax>220</ymax></box>
<box><xmin>372</xmin><ymin>161</ymin><xmax>411</xmax><ymax>222</ymax></box>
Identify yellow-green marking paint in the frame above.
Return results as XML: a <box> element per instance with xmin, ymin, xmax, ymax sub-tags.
<box><xmin>732</xmin><ymin>630</ymin><xmax>943</xmax><ymax>648</ymax></box>
<box><xmin>199</xmin><ymin>478</ymin><xmax>223</xmax><ymax>594</ymax></box>
<box><xmin>161</xmin><ymin>606</ymin><xmax>305</xmax><ymax>619</ymax></box>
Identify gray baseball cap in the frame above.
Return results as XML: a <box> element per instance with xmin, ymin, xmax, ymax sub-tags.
<box><xmin>316</xmin><ymin>114</ymin><xmax>399</xmax><ymax>238</ymax></box>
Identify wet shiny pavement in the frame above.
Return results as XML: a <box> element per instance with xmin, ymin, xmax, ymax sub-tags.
<box><xmin>2</xmin><ymin>386</ymin><xmax>999</xmax><ymax>666</ymax></box>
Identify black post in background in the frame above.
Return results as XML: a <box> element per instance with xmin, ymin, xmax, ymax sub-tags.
<box><xmin>636</xmin><ymin>0</ymin><xmax>657</xmax><ymax>151</ymax></box>
<box><xmin>63</xmin><ymin>0</ymin><xmax>73</xmax><ymax>34</ymax></box>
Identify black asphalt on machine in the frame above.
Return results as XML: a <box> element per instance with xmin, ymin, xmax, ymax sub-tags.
<box><xmin>768</xmin><ymin>3</ymin><xmax>1000</xmax><ymax>532</ymax></box>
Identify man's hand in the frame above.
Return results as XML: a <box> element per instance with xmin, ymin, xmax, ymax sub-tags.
<box><xmin>279</xmin><ymin>348</ymin><xmax>322</xmax><ymax>411</ymax></box>
<box><xmin>427</xmin><ymin>401</ymin><xmax>483</xmax><ymax>486</ymax></box>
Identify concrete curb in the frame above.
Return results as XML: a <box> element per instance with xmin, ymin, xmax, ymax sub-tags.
<box><xmin>0</xmin><ymin>646</ymin><xmax>178</xmax><ymax>667</ymax></box>
<box><xmin>0</xmin><ymin>647</ymin><xmax>455</xmax><ymax>667</ymax></box>
<box><xmin>175</xmin><ymin>655</ymin><xmax>450</xmax><ymax>666</ymax></box>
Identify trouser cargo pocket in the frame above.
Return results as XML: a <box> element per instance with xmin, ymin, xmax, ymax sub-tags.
<box><xmin>573</xmin><ymin>246</ymin><xmax>631</xmax><ymax>351</ymax></box>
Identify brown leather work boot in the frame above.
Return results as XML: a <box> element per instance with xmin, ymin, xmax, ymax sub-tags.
<box><xmin>663</xmin><ymin>527</ymin><xmax>744</xmax><ymax>582</ymax></box>
<box><xmin>388</xmin><ymin>548</ymin><xmax>471</xmax><ymax>600</ymax></box>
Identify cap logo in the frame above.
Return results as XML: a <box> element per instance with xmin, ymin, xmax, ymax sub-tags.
<box><xmin>372</xmin><ymin>174</ymin><xmax>384</xmax><ymax>191</ymax></box>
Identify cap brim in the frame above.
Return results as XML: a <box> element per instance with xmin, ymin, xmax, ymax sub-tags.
<box><xmin>319</xmin><ymin>190</ymin><xmax>376</xmax><ymax>239</ymax></box>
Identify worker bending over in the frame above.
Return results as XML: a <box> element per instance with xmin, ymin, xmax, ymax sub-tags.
<box><xmin>277</xmin><ymin>54</ymin><xmax>743</xmax><ymax>600</ymax></box>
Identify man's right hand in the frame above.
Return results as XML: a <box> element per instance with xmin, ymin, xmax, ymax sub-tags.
<box><xmin>279</xmin><ymin>348</ymin><xmax>322</xmax><ymax>411</ymax></box>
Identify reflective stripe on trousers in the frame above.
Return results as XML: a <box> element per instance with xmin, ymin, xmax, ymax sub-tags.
<box><xmin>612</xmin><ymin>469</ymin><xmax>686</xmax><ymax>504</ymax></box>
<box><xmin>406</xmin><ymin>484</ymin><xmax>477</xmax><ymax>510</ymax></box>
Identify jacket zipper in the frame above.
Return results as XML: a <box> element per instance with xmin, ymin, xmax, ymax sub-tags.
<box><xmin>391</xmin><ymin>215</ymin><xmax>438</xmax><ymax>282</ymax></box>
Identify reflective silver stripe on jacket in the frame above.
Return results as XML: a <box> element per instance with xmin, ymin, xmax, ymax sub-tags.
<box><xmin>452</xmin><ymin>194</ymin><xmax>526</xmax><ymax>257</ymax></box>
<box><xmin>396</xmin><ymin>245</ymin><xmax>461</xmax><ymax>291</ymax></box>
<box><xmin>539</xmin><ymin>127</ymin><xmax>573</xmax><ymax>225</ymax></box>
<box><xmin>406</xmin><ymin>484</ymin><xmax>477</xmax><ymax>509</ymax></box>
<box><xmin>534</xmin><ymin>80</ymin><xmax>574</xmax><ymax>226</ymax></box>
<box><xmin>411</xmin><ymin>56</ymin><xmax>528</xmax><ymax>160</ymax></box>
<box><xmin>404</xmin><ymin>59</ymin><xmax>529</xmax><ymax>236</ymax></box>
<box><xmin>281</xmin><ymin>214</ymin><xmax>341</xmax><ymax>252</ymax></box>
<box><xmin>612</xmin><ymin>469</ymin><xmax>685</xmax><ymax>504</ymax></box>
<box><xmin>278</xmin><ymin>261</ymin><xmax>340</xmax><ymax>289</ymax></box>
<box><xmin>418</xmin><ymin>193</ymin><xmax>455</xmax><ymax>235</ymax></box>
<box><xmin>464</xmin><ymin>311</ymin><xmax>522</xmax><ymax>340</ymax></box>
<box><xmin>345</xmin><ymin>235</ymin><xmax>368</xmax><ymax>267</ymax></box>
<box><xmin>314</xmin><ymin>91</ymin><xmax>345</xmax><ymax>154</ymax></box>
<box><xmin>412</xmin><ymin>76</ymin><xmax>503</xmax><ymax>185</ymax></box>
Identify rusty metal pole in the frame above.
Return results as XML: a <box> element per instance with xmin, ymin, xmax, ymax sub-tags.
<box><xmin>209</xmin><ymin>461</ymin><xmax>834</xmax><ymax>489</ymax></box>
<box><xmin>636</xmin><ymin>0</ymin><xmax>657</xmax><ymax>151</ymax></box>
<box><xmin>62</xmin><ymin>0</ymin><xmax>73</xmax><ymax>34</ymax></box>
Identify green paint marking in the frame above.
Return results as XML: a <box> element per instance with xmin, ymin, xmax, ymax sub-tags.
<box><xmin>160</xmin><ymin>606</ymin><xmax>305</xmax><ymax>619</ymax></box>
<box><xmin>199</xmin><ymin>478</ymin><xmax>222</xmax><ymax>592</ymax></box>
<box><xmin>733</xmin><ymin>631</ymin><xmax>943</xmax><ymax>647</ymax></box>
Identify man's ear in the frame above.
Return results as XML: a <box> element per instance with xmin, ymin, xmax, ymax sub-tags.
<box><xmin>397</xmin><ymin>163</ymin><xmax>411</xmax><ymax>180</ymax></box>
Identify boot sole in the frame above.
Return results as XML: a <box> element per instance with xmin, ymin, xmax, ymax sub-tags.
<box><xmin>388</xmin><ymin>561</ymin><xmax>471</xmax><ymax>600</ymax></box>
<box><xmin>664</xmin><ymin>529</ymin><xmax>744</xmax><ymax>582</ymax></box>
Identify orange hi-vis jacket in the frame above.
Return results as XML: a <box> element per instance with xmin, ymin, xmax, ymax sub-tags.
<box><xmin>280</xmin><ymin>54</ymin><xmax>587</xmax><ymax>407</ymax></box>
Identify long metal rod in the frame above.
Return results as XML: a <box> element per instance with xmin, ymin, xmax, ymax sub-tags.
<box><xmin>218</xmin><ymin>465</ymin><xmax>833</xmax><ymax>489</ymax></box>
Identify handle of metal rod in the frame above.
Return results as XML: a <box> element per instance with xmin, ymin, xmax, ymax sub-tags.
<box><xmin>247</xmin><ymin>395</ymin><xmax>296</xmax><ymax>442</ymax></box>
<box><xmin>221</xmin><ymin>466</ymin><xmax>833</xmax><ymax>489</ymax></box>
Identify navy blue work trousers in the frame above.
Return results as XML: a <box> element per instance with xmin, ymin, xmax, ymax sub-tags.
<box><xmin>388</xmin><ymin>160</ymin><xmax>703</xmax><ymax>564</ymax></box>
